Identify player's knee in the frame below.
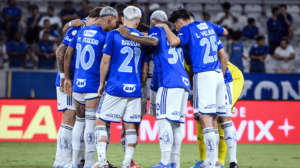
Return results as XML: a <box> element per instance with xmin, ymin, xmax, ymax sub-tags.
<box><xmin>99</xmin><ymin>135</ymin><xmax>107</xmax><ymax>143</ymax></box>
<box><xmin>218</xmin><ymin>116</ymin><xmax>231</xmax><ymax>123</ymax></box>
<box><xmin>128</xmin><ymin>143</ymin><xmax>136</xmax><ymax>147</ymax></box>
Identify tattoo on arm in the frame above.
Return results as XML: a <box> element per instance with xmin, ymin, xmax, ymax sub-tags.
<box><xmin>141</xmin><ymin>62</ymin><xmax>149</xmax><ymax>87</ymax></box>
<box><xmin>56</xmin><ymin>44</ymin><xmax>68</xmax><ymax>73</ymax></box>
<box><xmin>129</xmin><ymin>35</ymin><xmax>159</xmax><ymax>47</ymax></box>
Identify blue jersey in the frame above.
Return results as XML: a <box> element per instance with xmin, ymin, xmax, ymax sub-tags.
<box><xmin>149</xmin><ymin>27</ymin><xmax>189</xmax><ymax>92</ymax></box>
<box><xmin>55</xmin><ymin>26</ymin><xmax>82</xmax><ymax>86</ymax></box>
<box><xmin>178</xmin><ymin>21</ymin><xmax>224</xmax><ymax>73</ymax></box>
<box><xmin>2</xmin><ymin>5</ymin><xmax>22</xmax><ymax>31</ymax></box>
<box><xmin>149</xmin><ymin>52</ymin><xmax>159</xmax><ymax>92</ymax></box>
<box><xmin>38</xmin><ymin>40</ymin><xmax>55</xmax><ymax>69</ymax></box>
<box><xmin>103</xmin><ymin>26</ymin><xmax>149</xmax><ymax>98</ymax></box>
<box><xmin>70</xmin><ymin>25</ymin><xmax>107</xmax><ymax>93</ymax></box>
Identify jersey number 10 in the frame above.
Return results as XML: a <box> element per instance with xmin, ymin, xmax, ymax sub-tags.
<box><xmin>76</xmin><ymin>43</ymin><xmax>95</xmax><ymax>70</ymax></box>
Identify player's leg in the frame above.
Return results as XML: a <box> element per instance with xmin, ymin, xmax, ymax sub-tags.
<box><xmin>218</xmin><ymin>122</ymin><xmax>227</xmax><ymax>166</ymax></box>
<box><xmin>121</xmin><ymin>97</ymin><xmax>141</xmax><ymax>167</ymax></box>
<box><xmin>84</xmin><ymin>94</ymin><xmax>99</xmax><ymax>167</ymax></box>
<box><xmin>121</xmin><ymin>121</ymin><xmax>126</xmax><ymax>154</ymax></box>
<box><xmin>94</xmin><ymin>92</ymin><xmax>126</xmax><ymax>167</ymax></box>
<box><xmin>54</xmin><ymin>87</ymin><xmax>65</xmax><ymax>168</ymax></box>
<box><xmin>72</xmin><ymin>93</ymin><xmax>86</xmax><ymax>167</ymax></box>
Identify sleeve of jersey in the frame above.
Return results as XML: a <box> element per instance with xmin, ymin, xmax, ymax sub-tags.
<box><xmin>148</xmin><ymin>27</ymin><xmax>161</xmax><ymax>40</ymax></box>
<box><xmin>217</xmin><ymin>37</ymin><xmax>224</xmax><ymax>50</ymax></box>
<box><xmin>102</xmin><ymin>31</ymin><xmax>114</xmax><ymax>56</ymax></box>
<box><xmin>178</xmin><ymin>26</ymin><xmax>190</xmax><ymax>48</ymax></box>
<box><xmin>142</xmin><ymin>47</ymin><xmax>151</xmax><ymax>63</ymax></box>
<box><xmin>69</xmin><ymin>33</ymin><xmax>77</xmax><ymax>49</ymax></box>
<box><xmin>62</xmin><ymin>27</ymin><xmax>75</xmax><ymax>46</ymax></box>
<box><xmin>211</xmin><ymin>22</ymin><xmax>224</xmax><ymax>36</ymax></box>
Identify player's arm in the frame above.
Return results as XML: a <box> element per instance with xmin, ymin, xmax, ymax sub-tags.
<box><xmin>117</xmin><ymin>25</ymin><xmax>159</xmax><ymax>46</ymax></box>
<box><xmin>156</xmin><ymin>24</ymin><xmax>181</xmax><ymax>47</ymax></box>
<box><xmin>141</xmin><ymin>62</ymin><xmax>149</xmax><ymax>88</ymax></box>
<box><xmin>217</xmin><ymin>48</ymin><xmax>228</xmax><ymax>76</ymax></box>
<box><xmin>56</xmin><ymin>43</ymin><xmax>68</xmax><ymax>74</ymax></box>
<box><xmin>98</xmin><ymin>54</ymin><xmax>111</xmax><ymax>97</ymax></box>
<box><xmin>62</xmin><ymin>19</ymin><xmax>84</xmax><ymax>33</ymax></box>
<box><xmin>63</xmin><ymin>46</ymin><xmax>75</xmax><ymax>96</ymax></box>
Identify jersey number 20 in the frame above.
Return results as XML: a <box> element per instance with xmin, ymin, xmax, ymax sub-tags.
<box><xmin>75</xmin><ymin>43</ymin><xmax>95</xmax><ymax>70</ymax></box>
<box><xmin>118</xmin><ymin>46</ymin><xmax>141</xmax><ymax>73</ymax></box>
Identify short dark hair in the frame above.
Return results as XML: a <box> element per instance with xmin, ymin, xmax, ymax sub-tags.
<box><xmin>280</xmin><ymin>4</ymin><xmax>287</xmax><ymax>9</ymax></box>
<box><xmin>222</xmin><ymin>2</ymin><xmax>231</xmax><ymax>10</ymax></box>
<box><xmin>30</xmin><ymin>4</ymin><xmax>38</xmax><ymax>11</ymax></box>
<box><xmin>272</xmin><ymin>7</ymin><xmax>279</xmax><ymax>15</ymax></box>
<box><xmin>89</xmin><ymin>7</ymin><xmax>103</xmax><ymax>18</ymax></box>
<box><xmin>44</xmin><ymin>19</ymin><xmax>50</xmax><ymax>23</ymax></box>
<box><xmin>43</xmin><ymin>31</ymin><xmax>50</xmax><ymax>36</ymax></box>
<box><xmin>110</xmin><ymin>2</ymin><xmax>118</xmax><ymax>8</ymax></box>
<box><xmin>136</xmin><ymin>23</ymin><xmax>150</xmax><ymax>33</ymax></box>
<box><xmin>248</xmin><ymin>18</ymin><xmax>255</xmax><ymax>24</ymax></box>
<box><xmin>281</xmin><ymin>38</ymin><xmax>289</xmax><ymax>44</ymax></box>
<box><xmin>189</xmin><ymin>12</ymin><xmax>195</xmax><ymax>20</ymax></box>
<box><xmin>203</xmin><ymin>12</ymin><xmax>210</xmax><ymax>17</ymax></box>
<box><xmin>48</xmin><ymin>6</ymin><xmax>54</xmax><ymax>11</ymax></box>
<box><xmin>232</xmin><ymin>30</ymin><xmax>242</xmax><ymax>40</ymax></box>
<box><xmin>114</xmin><ymin>3</ymin><xmax>128</xmax><ymax>18</ymax></box>
<box><xmin>256</xmin><ymin>35</ymin><xmax>265</xmax><ymax>42</ymax></box>
<box><xmin>168</xmin><ymin>7</ymin><xmax>190</xmax><ymax>23</ymax></box>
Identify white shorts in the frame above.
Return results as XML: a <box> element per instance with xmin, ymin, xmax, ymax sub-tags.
<box><xmin>149</xmin><ymin>89</ymin><xmax>157</xmax><ymax>117</ymax></box>
<box><xmin>156</xmin><ymin>87</ymin><xmax>189</xmax><ymax>123</ymax></box>
<box><xmin>73</xmin><ymin>92</ymin><xmax>99</xmax><ymax>105</ymax></box>
<box><xmin>193</xmin><ymin>71</ymin><xmax>226</xmax><ymax>115</ymax></box>
<box><xmin>96</xmin><ymin>92</ymin><xmax>141</xmax><ymax>123</ymax></box>
<box><xmin>218</xmin><ymin>82</ymin><xmax>233</xmax><ymax>117</ymax></box>
<box><xmin>141</xmin><ymin>84</ymin><xmax>147</xmax><ymax>117</ymax></box>
<box><xmin>56</xmin><ymin>87</ymin><xmax>75</xmax><ymax>111</ymax></box>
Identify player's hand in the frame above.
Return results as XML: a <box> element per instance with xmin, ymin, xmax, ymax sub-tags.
<box><xmin>259</xmin><ymin>57</ymin><xmax>264</xmax><ymax>63</ymax></box>
<box><xmin>98</xmin><ymin>84</ymin><xmax>105</xmax><ymax>97</ymax></box>
<box><xmin>72</xmin><ymin>19</ymin><xmax>84</xmax><ymax>27</ymax></box>
<box><xmin>59</xmin><ymin>78</ymin><xmax>65</xmax><ymax>92</ymax></box>
<box><xmin>117</xmin><ymin>25</ymin><xmax>131</xmax><ymax>39</ymax></box>
<box><xmin>64</xmin><ymin>79</ymin><xmax>73</xmax><ymax>96</ymax></box>
<box><xmin>284</xmin><ymin>57</ymin><xmax>289</xmax><ymax>62</ymax></box>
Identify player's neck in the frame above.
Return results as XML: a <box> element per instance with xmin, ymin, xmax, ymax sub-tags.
<box><xmin>182</xmin><ymin>19</ymin><xmax>191</xmax><ymax>26</ymax></box>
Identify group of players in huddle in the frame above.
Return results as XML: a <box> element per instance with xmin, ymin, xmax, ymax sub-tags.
<box><xmin>53</xmin><ymin>3</ymin><xmax>244</xmax><ymax>168</ymax></box>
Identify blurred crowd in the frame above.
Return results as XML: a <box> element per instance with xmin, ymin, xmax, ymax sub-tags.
<box><xmin>0</xmin><ymin>0</ymin><xmax>299</xmax><ymax>73</ymax></box>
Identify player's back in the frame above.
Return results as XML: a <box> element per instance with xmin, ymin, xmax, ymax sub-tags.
<box><xmin>103</xmin><ymin>26</ymin><xmax>147</xmax><ymax>98</ymax></box>
<box><xmin>179</xmin><ymin>21</ymin><xmax>223</xmax><ymax>73</ymax></box>
<box><xmin>149</xmin><ymin>27</ymin><xmax>189</xmax><ymax>92</ymax></box>
<box><xmin>71</xmin><ymin>25</ymin><xmax>107</xmax><ymax>93</ymax></box>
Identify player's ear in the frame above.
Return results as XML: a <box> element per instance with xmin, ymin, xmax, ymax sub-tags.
<box><xmin>121</xmin><ymin>17</ymin><xmax>124</xmax><ymax>24</ymax></box>
<box><xmin>108</xmin><ymin>17</ymin><xmax>112</xmax><ymax>24</ymax></box>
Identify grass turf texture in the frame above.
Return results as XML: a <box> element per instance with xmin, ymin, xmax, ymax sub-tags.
<box><xmin>0</xmin><ymin>143</ymin><xmax>299</xmax><ymax>168</ymax></box>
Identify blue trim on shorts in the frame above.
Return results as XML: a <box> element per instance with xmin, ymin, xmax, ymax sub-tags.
<box><xmin>85</xmin><ymin>96</ymin><xmax>98</xmax><ymax>101</ymax></box>
<box><xmin>165</xmin><ymin>117</ymin><xmax>182</xmax><ymax>123</ymax></box>
<box><xmin>198</xmin><ymin>111</ymin><xmax>217</xmax><ymax>115</ymax></box>
<box><xmin>216</xmin><ymin>111</ymin><xmax>226</xmax><ymax>114</ymax></box>
<box><xmin>99</xmin><ymin>117</ymin><xmax>120</xmax><ymax>123</ymax></box>
<box><xmin>75</xmin><ymin>100</ymin><xmax>85</xmax><ymax>105</ymax></box>
<box><xmin>123</xmin><ymin>120</ymin><xmax>141</xmax><ymax>124</ymax></box>
<box><xmin>58</xmin><ymin>108</ymin><xmax>67</xmax><ymax>112</ymax></box>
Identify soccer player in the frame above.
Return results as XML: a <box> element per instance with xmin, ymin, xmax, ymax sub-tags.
<box><xmin>157</xmin><ymin>8</ymin><xmax>228</xmax><ymax>168</ymax></box>
<box><xmin>64</xmin><ymin>6</ymin><xmax>118</xmax><ymax>168</ymax></box>
<box><xmin>118</xmin><ymin>10</ymin><xmax>190</xmax><ymax>168</ymax></box>
<box><xmin>93</xmin><ymin>6</ymin><xmax>149</xmax><ymax>168</ymax></box>
<box><xmin>53</xmin><ymin>8</ymin><xmax>101</xmax><ymax>168</ymax></box>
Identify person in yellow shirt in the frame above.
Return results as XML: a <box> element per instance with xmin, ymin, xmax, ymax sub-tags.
<box><xmin>190</xmin><ymin>61</ymin><xmax>244</xmax><ymax>168</ymax></box>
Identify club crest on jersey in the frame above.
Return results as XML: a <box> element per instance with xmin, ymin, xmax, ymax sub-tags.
<box><xmin>72</xmin><ymin>30</ymin><xmax>77</xmax><ymax>36</ymax></box>
<box><xmin>206</xmin><ymin>138</ymin><xmax>215</xmax><ymax>152</ymax></box>
<box><xmin>83</xmin><ymin>30</ymin><xmax>97</xmax><ymax>37</ymax></box>
<box><xmin>86</xmin><ymin>132</ymin><xmax>95</xmax><ymax>144</ymax></box>
<box><xmin>197</xmin><ymin>23</ymin><xmax>208</xmax><ymax>30</ymax></box>
<box><xmin>181</xmin><ymin>76</ymin><xmax>189</xmax><ymax>86</ymax></box>
<box><xmin>123</xmin><ymin>84</ymin><xmax>136</xmax><ymax>93</ymax></box>
<box><xmin>76</xmin><ymin>79</ymin><xmax>86</xmax><ymax>88</ymax></box>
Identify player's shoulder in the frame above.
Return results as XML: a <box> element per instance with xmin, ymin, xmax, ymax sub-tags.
<box><xmin>67</xmin><ymin>26</ymin><xmax>81</xmax><ymax>36</ymax></box>
<box><xmin>130</xmin><ymin>28</ymin><xmax>144</xmax><ymax>37</ymax></box>
<box><xmin>108</xmin><ymin>29</ymin><xmax>119</xmax><ymax>37</ymax></box>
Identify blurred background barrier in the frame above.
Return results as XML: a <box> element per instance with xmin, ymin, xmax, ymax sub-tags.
<box><xmin>0</xmin><ymin>99</ymin><xmax>299</xmax><ymax>143</ymax></box>
<box><xmin>1</xmin><ymin>71</ymin><xmax>300</xmax><ymax>100</ymax></box>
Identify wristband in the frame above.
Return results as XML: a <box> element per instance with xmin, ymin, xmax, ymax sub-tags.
<box><xmin>60</xmin><ymin>73</ymin><xmax>65</xmax><ymax>78</ymax></box>
<box><xmin>69</xmin><ymin>21</ymin><xmax>72</xmax><ymax>27</ymax></box>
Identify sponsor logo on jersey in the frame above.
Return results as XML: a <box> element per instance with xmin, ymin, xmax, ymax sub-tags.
<box><xmin>149</xmin><ymin>33</ymin><xmax>157</xmax><ymax>37</ymax></box>
<box><xmin>178</xmin><ymin>33</ymin><xmax>183</xmax><ymax>36</ymax></box>
<box><xmin>171</xmin><ymin>111</ymin><xmax>180</xmax><ymax>116</ymax></box>
<box><xmin>86</xmin><ymin>132</ymin><xmax>95</xmax><ymax>144</ymax></box>
<box><xmin>76</xmin><ymin>79</ymin><xmax>86</xmax><ymax>88</ymax></box>
<box><xmin>197</xmin><ymin>23</ymin><xmax>208</xmax><ymax>30</ymax></box>
<box><xmin>181</xmin><ymin>76</ymin><xmax>190</xmax><ymax>86</ymax></box>
<box><xmin>83</xmin><ymin>30</ymin><xmax>97</xmax><ymax>37</ymax></box>
<box><xmin>130</xmin><ymin>115</ymin><xmax>141</xmax><ymax>119</ymax></box>
<box><xmin>204</xmin><ymin>104</ymin><xmax>216</xmax><ymax>109</ymax></box>
<box><xmin>206</xmin><ymin>138</ymin><xmax>215</xmax><ymax>152</ymax></box>
<box><xmin>65</xmin><ymin>36</ymin><xmax>71</xmax><ymax>42</ymax></box>
<box><xmin>72</xmin><ymin>30</ymin><xmax>77</xmax><ymax>36</ymax></box>
<box><xmin>103</xmin><ymin>44</ymin><xmax>107</xmax><ymax>48</ymax></box>
<box><xmin>123</xmin><ymin>84</ymin><xmax>136</xmax><ymax>93</ymax></box>
<box><xmin>106</xmin><ymin>113</ymin><xmax>121</xmax><ymax>119</ymax></box>
<box><xmin>225</xmin><ymin>136</ymin><xmax>233</xmax><ymax>141</ymax></box>
<box><xmin>218</xmin><ymin>105</ymin><xmax>226</xmax><ymax>109</ymax></box>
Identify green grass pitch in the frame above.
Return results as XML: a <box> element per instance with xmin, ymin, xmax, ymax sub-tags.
<box><xmin>0</xmin><ymin>142</ymin><xmax>299</xmax><ymax>168</ymax></box>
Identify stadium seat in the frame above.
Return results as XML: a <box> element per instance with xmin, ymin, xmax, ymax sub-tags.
<box><xmin>264</xmin><ymin>54</ymin><xmax>276</xmax><ymax>73</ymax></box>
<box><xmin>166</xmin><ymin>2</ymin><xmax>184</xmax><ymax>16</ymax></box>
<box><xmin>205</xmin><ymin>4</ymin><xmax>222</xmax><ymax>14</ymax></box>
<box><xmin>238</xmin><ymin>15</ymin><xmax>248</xmax><ymax>24</ymax></box>
<box><xmin>231</xmin><ymin>4</ymin><xmax>243</xmax><ymax>15</ymax></box>
<box><xmin>186</xmin><ymin>3</ymin><xmax>203</xmax><ymax>12</ymax></box>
